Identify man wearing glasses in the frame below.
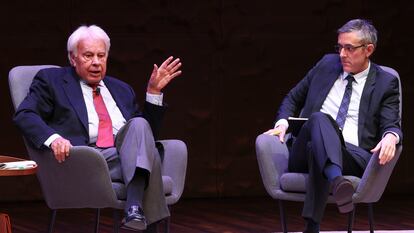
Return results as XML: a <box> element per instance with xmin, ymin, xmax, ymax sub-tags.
<box><xmin>14</xmin><ymin>25</ymin><xmax>182</xmax><ymax>232</ymax></box>
<box><xmin>264</xmin><ymin>19</ymin><xmax>402</xmax><ymax>232</ymax></box>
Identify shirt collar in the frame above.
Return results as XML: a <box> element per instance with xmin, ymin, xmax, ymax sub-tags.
<box><xmin>80</xmin><ymin>79</ymin><xmax>105</xmax><ymax>89</ymax></box>
<box><xmin>342</xmin><ymin>61</ymin><xmax>370</xmax><ymax>84</ymax></box>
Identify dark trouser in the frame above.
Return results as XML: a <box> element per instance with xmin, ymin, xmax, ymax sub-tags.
<box><xmin>288</xmin><ymin>112</ymin><xmax>369</xmax><ymax>222</ymax></box>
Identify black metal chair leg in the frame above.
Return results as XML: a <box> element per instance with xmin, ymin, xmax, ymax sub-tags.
<box><xmin>113</xmin><ymin>209</ymin><xmax>120</xmax><ymax>233</ymax></box>
<box><xmin>347</xmin><ymin>207</ymin><xmax>356</xmax><ymax>233</ymax></box>
<box><xmin>164</xmin><ymin>216</ymin><xmax>171</xmax><ymax>233</ymax></box>
<box><xmin>278</xmin><ymin>200</ymin><xmax>288</xmax><ymax>233</ymax></box>
<box><xmin>368</xmin><ymin>203</ymin><xmax>375</xmax><ymax>233</ymax></box>
<box><xmin>164</xmin><ymin>205</ymin><xmax>171</xmax><ymax>233</ymax></box>
<box><xmin>95</xmin><ymin>209</ymin><xmax>100</xmax><ymax>233</ymax></box>
<box><xmin>48</xmin><ymin>209</ymin><xmax>57</xmax><ymax>233</ymax></box>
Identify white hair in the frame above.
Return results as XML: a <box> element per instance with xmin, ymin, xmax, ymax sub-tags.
<box><xmin>67</xmin><ymin>25</ymin><xmax>111</xmax><ymax>64</ymax></box>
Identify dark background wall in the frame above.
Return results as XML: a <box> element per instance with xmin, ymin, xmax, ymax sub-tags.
<box><xmin>0</xmin><ymin>0</ymin><xmax>413</xmax><ymax>201</ymax></box>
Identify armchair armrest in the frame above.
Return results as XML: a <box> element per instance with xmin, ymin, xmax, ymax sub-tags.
<box><xmin>26</xmin><ymin>145</ymin><xmax>123</xmax><ymax>209</ymax></box>
<box><xmin>157</xmin><ymin>139</ymin><xmax>188</xmax><ymax>205</ymax></box>
<box><xmin>255</xmin><ymin>134</ymin><xmax>289</xmax><ymax>198</ymax></box>
<box><xmin>353</xmin><ymin>145</ymin><xmax>402</xmax><ymax>203</ymax></box>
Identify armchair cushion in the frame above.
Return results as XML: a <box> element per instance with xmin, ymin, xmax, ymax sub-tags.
<box><xmin>112</xmin><ymin>182</ymin><xmax>127</xmax><ymax>200</ymax></box>
<box><xmin>279</xmin><ymin>173</ymin><xmax>307</xmax><ymax>193</ymax></box>
<box><xmin>162</xmin><ymin>176</ymin><xmax>174</xmax><ymax>195</ymax></box>
<box><xmin>279</xmin><ymin>173</ymin><xmax>360</xmax><ymax>193</ymax></box>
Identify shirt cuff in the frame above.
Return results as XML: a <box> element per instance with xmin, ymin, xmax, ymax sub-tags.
<box><xmin>44</xmin><ymin>134</ymin><xmax>61</xmax><ymax>148</ymax></box>
<box><xmin>146</xmin><ymin>92</ymin><xmax>163</xmax><ymax>106</ymax></box>
<box><xmin>383</xmin><ymin>131</ymin><xmax>400</xmax><ymax>144</ymax></box>
<box><xmin>275</xmin><ymin>119</ymin><xmax>289</xmax><ymax>129</ymax></box>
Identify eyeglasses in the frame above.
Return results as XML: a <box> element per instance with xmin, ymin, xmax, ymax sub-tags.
<box><xmin>335</xmin><ymin>44</ymin><xmax>366</xmax><ymax>53</ymax></box>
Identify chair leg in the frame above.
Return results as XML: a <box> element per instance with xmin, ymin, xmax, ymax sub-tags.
<box><xmin>164</xmin><ymin>205</ymin><xmax>171</xmax><ymax>233</ymax></box>
<box><xmin>347</xmin><ymin>207</ymin><xmax>356</xmax><ymax>233</ymax></box>
<box><xmin>278</xmin><ymin>200</ymin><xmax>288</xmax><ymax>233</ymax></box>
<box><xmin>113</xmin><ymin>209</ymin><xmax>120</xmax><ymax>233</ymax></box>
<box><xmin>164</xmin><ymin>217</ymin><xmax>171</xmax><ymax>233</ymax></box>
<box><xmin>368</xmin><ymin>203</ymin><xmax>375</xmax><ymax>233</ymax></box>
<box><xmin>144</xmin><ymin>222</ymin><xmax>158</xmax><ymax>233</ymax></box>
<box><xmin>48</xmin><ymin>209</ymin><xmax>57</xmax><ymax>233</ymax></box>
<box><xmin>95</xmin><ymin>209</ymin><xmax>100</xmax><ymax>233</ymax></box>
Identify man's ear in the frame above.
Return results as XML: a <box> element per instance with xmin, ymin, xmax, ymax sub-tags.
<box><xmin>366</xmin><ymin>44</ymin><xmax>375</xmax><ymax>58</ymax></box>
<box><xmin>69</xmin><ymin>52</ymin><xmax>76</xmax><ymax>66</ymax></box>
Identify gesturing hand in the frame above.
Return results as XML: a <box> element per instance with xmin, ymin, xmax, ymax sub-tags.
<box><xmin>147</xmin><ymin>56</ymin><xmax>182</xmax><ymax>94</ymax></box>
<box><xmin>51</xmin><ymin>137</ymin><xmax>72</xmax><ymax>163</ymax></box>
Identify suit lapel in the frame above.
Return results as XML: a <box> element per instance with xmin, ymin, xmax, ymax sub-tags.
<box><xmin>104</xmin><ymin>78</ymin><xmax>130</xmax><ymax>120</ymax></box>
<box><xmin>312</xmin><ymin>62</ymin><xmax>342</xmax><ymax>112</ymax></box>
<box><xmin>358</xmin><ymin>64</ymin><xmax>376</xmax><ymax>143</ymax></box>
<box><xmin>62</xmin><ymin>68</ymin><xmax>89</xmax><ymax>133</ymax></box>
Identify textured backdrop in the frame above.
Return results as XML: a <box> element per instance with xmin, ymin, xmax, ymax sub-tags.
<box><xmin>0</xmin><ymin>0</ymin><xmax>413</xmax><ymax>200</ymax></box>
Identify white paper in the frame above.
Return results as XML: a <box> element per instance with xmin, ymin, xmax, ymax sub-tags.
<box><xmin>0</xmin><ymin>160</ymin><xmax>37</xmax><ymax>170</ymax></box>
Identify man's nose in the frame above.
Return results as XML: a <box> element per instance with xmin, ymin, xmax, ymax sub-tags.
<box><xmin>91</xmin><ymin>55</ymin><xmax>100</xmax><ymax>64</ymax></box>
<box><xmin>339</xmin><ymin>48</ymin><xmax>347</xmax><ymax>58</ymax></box>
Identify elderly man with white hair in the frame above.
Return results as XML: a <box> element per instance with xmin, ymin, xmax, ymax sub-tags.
<box><xmin>14</xmin><ymin>25</ymin><xmax>182</xmax><ymax>232</ymax></box>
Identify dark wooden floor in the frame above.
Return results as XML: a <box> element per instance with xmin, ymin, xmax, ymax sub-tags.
<box><xmin>1</xmin><ymin>195</ymin><xmax>413</xmax><ymax>233</ymax></box>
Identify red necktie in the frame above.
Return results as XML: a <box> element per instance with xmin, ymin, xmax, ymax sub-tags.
<box><xmin>90</xmin><ymin>85</ymin><xmax>114</xmax><ymax>147</ymax></box>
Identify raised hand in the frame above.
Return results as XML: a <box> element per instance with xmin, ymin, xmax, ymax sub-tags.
<box><xmin>147</xmin><ymin>56</ymin><xmax>182</xmax><ymax>94</ymax></box>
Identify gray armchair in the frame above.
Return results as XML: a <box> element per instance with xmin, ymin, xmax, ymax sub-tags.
<box><xmin>9</xmin><ymin>65</ymin><xmax>188</xmax><ymax>233</ymax></box>
<box><xmin>255</xmin><ymin>66</ymin><xmax>402</xmax><ymax>233</ymax></box>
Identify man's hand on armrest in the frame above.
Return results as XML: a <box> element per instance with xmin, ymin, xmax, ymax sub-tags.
<box><xmin>370</xmin><ymin>133</ymin><xmax>398</xmax><ymax>165</ymax></box>
<box><xmin>263</xmin><ymin>124</ymin><xmax>288</xmax><ymax>143</ymax></box>
<box><xmin>50</xmin><ymin>137</ymin><xmax>72</xmax><ymax>163</ymax></box>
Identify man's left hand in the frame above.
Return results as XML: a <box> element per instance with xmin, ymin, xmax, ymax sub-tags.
<box><xmin>370</xmin><ymin>133</ymin><xmax>398</xmax><ymax>165</ymax></box>
<box><xmin>147</xmin><ymin>56</ymin><xmax>182</xmax><ymax>94</ymax></box>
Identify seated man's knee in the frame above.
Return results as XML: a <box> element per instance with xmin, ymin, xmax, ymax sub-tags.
<box><xmin>309</xmin><ymin>112</ymin><xmax>329</xmax><ymax>123</ymax></box>
<box><xmin>128</xmin><ymin>117</ymin><xmax>151</xmax><ymax>131</ymax></box>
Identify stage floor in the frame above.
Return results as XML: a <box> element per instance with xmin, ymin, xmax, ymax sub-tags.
<box><xmin>1</xmin><ymin>196</ymin><xmax>413</xmax><ymax>233</ymax></box>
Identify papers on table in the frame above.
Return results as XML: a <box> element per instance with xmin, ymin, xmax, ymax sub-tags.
<box><xmin>0</xmin><ymin>160</ymin><xmax>37</xmax><ymax>170</ymax></box>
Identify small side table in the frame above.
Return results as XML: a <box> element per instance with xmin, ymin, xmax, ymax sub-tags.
<box><xmin>0</xmin><ymin>155</ymin><xmax>37</xmax><ymax>176</ymax></box>
<box><xmin>0</xmin><ymin>155</ymin><xmax>37</xmax><ymax>232</ymax></box>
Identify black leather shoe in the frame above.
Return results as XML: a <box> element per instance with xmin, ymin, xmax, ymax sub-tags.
<box><xmin>332</xmin><ymin>176</ymin><xmax>354</xmax><ymax>213</ymax></box>
<box><xmin>122</xmin><ymin>205</ymin><xmax>147</xmax><ymax>231</ymax></box>
<box><xmin>303</xmin><ymin>218</ymin><xmax>320</xmax><ymax>233</ymax></box>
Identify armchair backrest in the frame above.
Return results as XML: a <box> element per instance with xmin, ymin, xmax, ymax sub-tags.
<box><xmin>9</xmin><ymin>65</ymin><xmax>59</xmax><ymax>110</ymax></box>
<box><xmin>379</xmin><ymin>66</ymin><xmax>402</xmax><ymax>121</ymax></box>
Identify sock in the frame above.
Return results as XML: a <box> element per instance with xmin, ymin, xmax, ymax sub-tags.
<box><xmin>323</xmin><ymin>163</ymin><xmax>342</xmax><ymax>181</ymax></box>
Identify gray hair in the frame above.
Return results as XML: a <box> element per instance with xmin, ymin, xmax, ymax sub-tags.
<box><xmin>337</xmin><ymin>19</ymin><xmax>378</xmax><ymax>47</ymax></box>
<box><xmin>67</xmin><ymin>25</ymin><xmax>111</xmax><ymax>63</ymax></box>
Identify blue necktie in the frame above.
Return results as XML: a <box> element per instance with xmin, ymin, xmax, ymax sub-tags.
<box><xmin>336</xmin><ymin>75</ymin><xmax>355</xmax><ymax>130</ymax></box>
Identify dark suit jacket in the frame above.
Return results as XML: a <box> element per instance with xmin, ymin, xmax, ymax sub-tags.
<box><xmin>276</xmin><ymin>54</ymin><xmax>402</xmax><ymax>155</ymax></box>
<box><xmin>14</xmin><ymin>66</ymin><xmax>166</xmax><ymax>149</ymax></box>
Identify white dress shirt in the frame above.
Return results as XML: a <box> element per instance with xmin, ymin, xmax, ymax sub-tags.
<box><xmin>44</xmin><ymin>80</ymin><xmax>163</xmax><ymax>146</ymax></box>
<box><xmin>320</xmin><ymin>65</ymin><xmax>370</xmax><ymax>146</ymax></box>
